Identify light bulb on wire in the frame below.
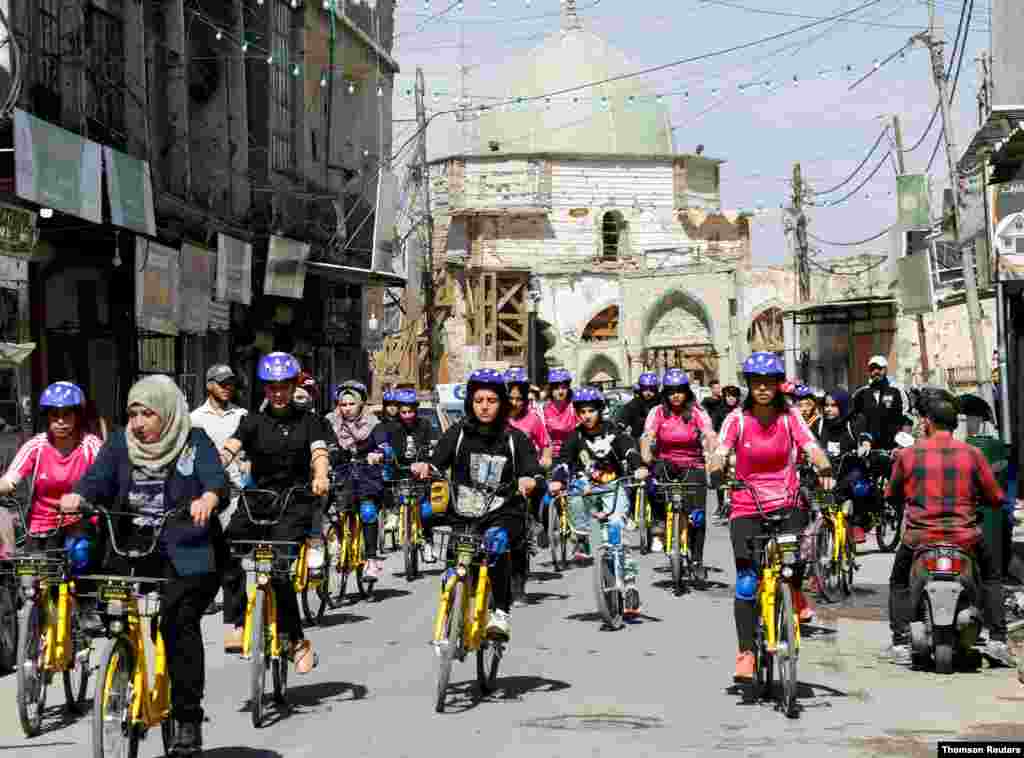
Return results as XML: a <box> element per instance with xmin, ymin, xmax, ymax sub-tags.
<box><xmin>266</xmin><ymin>54</ymin><xmax>274</xmax><ymax>64</ymax></box>
<box><xmin>377</xmin><ymin>85</ymin><xmax>383</xmax><ymax>97</ymax></box>
<box><xmin>215</xmin><ymin>29</ymin><xmax>223</xmax><ymax>40</ymax></box>
<box><xmin>320</xmin><ymin>72</ymin><xmax>328</xmax><ymax>87</ymax></box>
<box><xmin>348</xmin><ymin>81</ymin><xmax>355</xmax><ymax>94</ymax></box>
<box><xmin>241</xmin><ymin>41</ymin><xmax>249</xmax><ymax>52</ymax></box>
<box><xmin>290</xmin><ymin>0</ymin><xmax>298</xmax><ymax>8</ymax></box>
<box><xmin>291</xmin><ymin>63</ymin><xmax>300</xmax><ymax>77</ymax></box>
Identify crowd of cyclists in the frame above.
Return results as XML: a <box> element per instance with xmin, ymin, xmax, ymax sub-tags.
<box><xmin>1</xmin><ymin>349</ymin><xmax>1021</xmax><ymax>754</ymax></box>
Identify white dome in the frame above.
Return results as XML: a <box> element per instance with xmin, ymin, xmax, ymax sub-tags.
<box><xmin>474</xmin><ymin>26</ymin><xmax>675</xmax><ymax>156</ymax></box>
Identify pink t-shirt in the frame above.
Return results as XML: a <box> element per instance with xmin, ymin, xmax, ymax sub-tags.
<box><xmin>543</xmin><ymin>400</ymin><xmax>577</xmax><ymax>458</ymax></box>
<box><xmin>718</xmin><ymin>408</ymin><xmax>816</xmax><ymax>519</ymax></box>
<box><xmin>644</xmin><ymin>404</ymin><xmax>711</xmax><ymax>469</ymax></box>
<box><xmin>508</xmin><ymin>409</ymin><xmax>550</xmax><ymax>456</ymax></box>
<box><xmin>2</xmin><ymin>434</ymin><xmax>104</xmax><ymax>533</ymax></box>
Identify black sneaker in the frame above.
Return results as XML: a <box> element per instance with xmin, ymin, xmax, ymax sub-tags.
<box><xmin>174</xmin><ymin>721</ymin><xmax>203</xmax><ymax>756</ymax></box>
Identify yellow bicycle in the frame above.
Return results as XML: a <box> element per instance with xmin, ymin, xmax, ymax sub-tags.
<box><xmin>546</xmin><ymin>493</ymin><xmax>572</xmax><ymax>571</ymax></box>
<box><xmin>10</xmin><ymin>514</ymin><xmax>92</xmax><ymax>737</ymax></box>
<box><xmin>734</xmin><ymin>481</ymin><xmax>804</xmax><ymax>718</ymax></box>
<box><xmin>232</xmin><ymin>486</ymin><xmax>309</xmax><ymax>728</ymax></box>
<box><xmin>658</xmin><ymin>470</ymin><xmax>708</xmax><ymax>594</ymax></box>
<box><xmin>395</xmin><ymin>476</ymin><xmax>426</xmax><ymax>581</ymax></box>
<box><xmin>631</xmin><ymin>485</ymin><xmax>652</xmax><ymax>555</ymax></box>
<box><xmin>430</xmin><ymin>468</ymin><xmax>512</xmax><ymax>713</ymax></box>
<box><xmin>810</xmin><ymin>489</ymin><xmax>854</xmax><ymax>602</ymax></box>
<box><xmin>83</xmin><ymin>504</ymin><xmax>185</xmax><ymax>758</ymax></box>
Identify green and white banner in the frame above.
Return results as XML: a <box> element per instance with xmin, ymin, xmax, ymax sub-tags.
<box><xmin>896</xmin><ymin>174</ymin><xmax>930</xmax><ymax>228</ymax></box>
<box><xmin>104</xmin><ymin>146</ymin><xmax>156</xmax><ymax>237</ymax></box>
<box><xmin>13</xmin><ymin>109</ymin><xmax>101</xmax><ymax>224</ymax></box>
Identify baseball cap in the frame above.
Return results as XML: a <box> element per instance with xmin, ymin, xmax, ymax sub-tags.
<box><xmin>868</xmin><ymin>355</ymin><xmax>888</xmax><ymax>369</ymax></box>
<box><xmin>206</xmin><ymin>364</ymin><xmax>237</xmax><ymax>383</ymax></box>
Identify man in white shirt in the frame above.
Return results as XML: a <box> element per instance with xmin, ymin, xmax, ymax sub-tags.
<box><xmin>190</xmin><ymin>364</ymin><xmax>248</xmax><ymax>652</ymax></box>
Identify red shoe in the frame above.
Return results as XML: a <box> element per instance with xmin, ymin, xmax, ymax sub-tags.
<box><xmin>853</xmin><ymin>527</ymin><xmax>867</xmax><ymax>544</ymax></box>
<box><xmin>734</xmin><ymin>651</ymin><xmax>755</xmax><ymax>682</ymax></box>
<box><xmin>793</xmin><ymin>589</ymin><xmax>816</xmax><ymax>625</ymax></box>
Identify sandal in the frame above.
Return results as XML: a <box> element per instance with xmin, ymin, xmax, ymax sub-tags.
<box><xmin>291</xmin><ymin>639</ymin><xmax>319</xmax><ymax>675</ymax></box>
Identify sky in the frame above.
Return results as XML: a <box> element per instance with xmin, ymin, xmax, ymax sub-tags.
<box><xmin>387</xmin><ymin>0</ymin><xmax>992</xmax><ymax>265</ymax></box>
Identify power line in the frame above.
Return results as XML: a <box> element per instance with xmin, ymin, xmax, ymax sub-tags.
<box><xmin>697</xmin><ymin>0</ymin><xmax>931</xmax><ymax>30</ymax></box>
<box><xmin>948</xmin><ymin>0</ymin><xmax>975</xmax><ymax>103</ymax></box>
<box><xmin>808</xmin><ymin>226</ymin><xmax>894</xmax><ymax>247</ymax></box>
<box><xmin>904</xmin><ymin>104</ymin><xmax>940</xmax><ymax>151</ymax></box>
<box><xmin>818</xmin><ymin>148</ymin><xmax>892</xmax><ymax>207</ymax></box>
<box><xmin>809</xmin><ymin>127</ymin><xmax>889</xmax><ymax>195</ymax></box>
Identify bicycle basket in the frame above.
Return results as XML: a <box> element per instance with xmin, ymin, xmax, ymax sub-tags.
<box><xmin>238</xmin><ymin>489</ymin><xmax>290</xmax><ymax>524</ymax></box>
<box><xmin>775</xmin><ymin>532</ymin><xmax>802</xmax><ymax>565</ymax></box>
<box><xmin>452</xmin><ymin>484</ymin><xmax>504</xmax><ymax>519</ymax></box>
<box><xmin>430</xmin><ymin>480</ymin><xmax>449</xmax><ymax>515</ymax></box>
<box><xmin>658</xmin><ymin>480</ymin><xmax>701</xmax><ymax>510</ymax></box>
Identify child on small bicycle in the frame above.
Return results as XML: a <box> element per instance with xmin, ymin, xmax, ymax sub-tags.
<box><xmin>549</xmin><ymin>388</ymin><xmax>648</xmax><ymax>612</ymax></box>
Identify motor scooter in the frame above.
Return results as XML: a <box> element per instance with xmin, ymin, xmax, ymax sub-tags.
<box><xmin>908</xmin><ymin>544</ymin><xmax>982</xmax><ymax>674</ymax></box>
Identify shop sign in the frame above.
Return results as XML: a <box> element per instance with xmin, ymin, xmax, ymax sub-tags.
<box><xmin>216</xmin><ymin>233</ymin><xmax>252</xmax><ymax>305</ymax></box>
<box><xmin>0</xmin><ymin>203</ymin><xmax>38</xmax><ymax>259</ymax></box>
<box><xmin>135</xmin><ymin>238</ymin><xmax>180</xmax><ymax>336</ymax></box>
<box><xmin>265</xmin><ymin>235</ymin><xmax>310</xmax><ymax>299</ymax></box>
<box><xmin>103</xmin><ymin>146</ymin><xmax>156</xmax><ymax>236</ymax></box>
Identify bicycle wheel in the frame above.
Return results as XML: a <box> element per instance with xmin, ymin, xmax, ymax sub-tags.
<box><xmin>93</xmin><ymin>636</ymin><xmax>137</xmax><ymax>758</ymax></box>
<box><xmin>0</xmin><ymin>585</ymin><xmax>16</xmax><ymax>672</ymax></box>
<box><xmin>435</xmin><ymin>580</ymin><xmax>464</xmax><ymax>713</ymax></box>
<box><xmin>776</xmin><ymin>584</ymin><xmax>799</xmax><ymax>718</ymax></box>
<box><xmin>548</xmin><ymin>497</ymin><xmax>563</xmax><ymax>572</ymax></box>
<box><xmin>63</xmin><ymin>610</ymin><xmax>90</xmax><ymax>713</ymax></box>
<box><xmin>670</xmin><ymin>512</ymin><xmax>683</xmax><ymax>596</ymax></box>
<box><xmin>816</xmin><ymin>522</ymin><xmax>840</xmax><ymax>603</ymax></box>
<box><xmin>301</xmin><ymin>537</ymin><xmax>331</xmax><ymax>626</ymax></box>
<box><xmin>356</xmin><ymin>565</ymin><xmax>375</xmax><ymax>602</ymax></box>
<box><xmin>875</xmin><ymin>501</ymin><xmax>901</xmax><ymax>553</ymax></box>
<box><xmin>751</xmin><ymin>601</ymin><xmax>773</xmax><ymax>704</ymax></box>
<box><xmin>476</xmin><ymin>592</ymin><xmax>503</xmax><ymax>695</ymax></box>
<box><xmin>593</xmin><ymin>546</ymin><xmax>624</xmax><ymax>630</ymax></box>
<box><xmin>161</xmin><ymin>717</ymin><xmax>176</xmax><ymax>757</ymax></box>
<box><xmin>249</xmin><ymin>590</ymin><xmax>267</xmax><ymax>728</ymax></box>
<box><xmin>840</xmin><ymin>538</ymin><xmax>855</xmax><ymax>597</ymax></box>
<box><xmin>272</xmin><ymin>656</ymin><xmax>289</xmax><ymax>706</ymax></box>
<box><xmin>17</xmin><ymin>603</ymin><xmax>48</xmax><ymax>737</ymax></box>
<box><xmin>636</xmin><ymin>491</ymin><xmax>649</xmax><ymax>555</ymax></box>
<box><xmin>402</xmin><ymin>507</ymin><xmax>417</xmax><ymax>581</ymax></box>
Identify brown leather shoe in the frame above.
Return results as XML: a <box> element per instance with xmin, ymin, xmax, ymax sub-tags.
<box><xmin>291</xmin><ymin>639</ymin><xmax>319</xmax><ymax>675</ymax></box>
<box><xmin>224</xmin><ymin>626</ymin><xmax>244</xmax><ymax>654</ymax></box>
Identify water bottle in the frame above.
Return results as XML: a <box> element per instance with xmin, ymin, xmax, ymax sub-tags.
<box><xmin>382</xmin><ymin>443</ymin><xmax>394</xmax><ymax>482</ymax></box>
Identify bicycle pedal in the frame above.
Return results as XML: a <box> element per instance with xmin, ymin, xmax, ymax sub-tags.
<box><xmin>431</xmin><ymin>640</ymin><xmax>449</xmax><ymax>658</ymax></box>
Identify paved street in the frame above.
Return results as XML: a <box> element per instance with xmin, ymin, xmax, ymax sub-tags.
<box><xmin>2</xmin><ymin>517</ymin><xmax>1022</xmax><ymax>758</ymax></box>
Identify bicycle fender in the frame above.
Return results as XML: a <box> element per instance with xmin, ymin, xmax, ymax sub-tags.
<box><xmin>925</xmin><ymin>581</ymin><xmax>961</xmax><ymax>627</ymax></box>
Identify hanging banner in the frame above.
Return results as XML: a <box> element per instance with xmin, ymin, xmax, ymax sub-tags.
<box><xmin>13</xmin><ymin>109</ymin><xmax>101</xmax><ymax>224</ymax></box>
<box><xmin>103</xmin><ymin>146</ymin><xmax>156</xmax><ymax>237</ymax></box>
<box><xmin>216</xmin><ymin>233</ymin><xmax>252</xmax><ymax>305</ymax></box>
<box><xmin>0</xmin><ymin>203</ymin><xmax>38</xmax><ymax>260</ymax></box>
<box><xmin>180</xmin><ymin>242</ymin><xmax>212</xmax><ymax>333</ymax></box>
<box><xmin>896</xmin><ymin>174</ymin><xmax>930</xmax><ymax>228</ymax></box>
<box><xmin>135</xmin><ymin>239</ymin><xmax>180</xmax><ymax>336</ymax></box>
<box><xmin>208</xmin><ymin>299</ymin><xmax>231</xmax><ymax>331</ymax></box>
<box><xmin>371</xmin><ymin>169</ymin><xmax>401</xmax><ymax>275</ymax></box>
<box><xmin>264</xmin><ymin>235</ymin><xmax>310</xmax><ymax>299</ymax></box>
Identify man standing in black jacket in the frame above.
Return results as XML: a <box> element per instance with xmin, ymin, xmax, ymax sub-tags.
<box><xmin>701</xmin><ymin>380</ymin><xmax>730</xmax><ymax>432</ymax></box>
<box><xmin>619</xmin><ymin>372</ymin><xmax>661</xmax><ymax>439</ymax></box>
<box><xmin>851</xmin><ymin>355</ymin><xmax>907</xmax><ymax>451</ymax></box>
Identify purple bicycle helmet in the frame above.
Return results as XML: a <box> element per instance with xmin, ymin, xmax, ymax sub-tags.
<box><xmin>637</xmin><ymin>372</ymin><xmax>660</xmax><ymax>389</ymax></box>
<box><xmin>257</xmin><ymin>352</ymin><xmax>301</xmax><ymax>382</ymax></box>
<box><xmin>793</xmin><ymin>384</ymin><xmax>814</xmax><ymax>399</ymax></box>
<box><xmin>393</xmin><ymin>388</ymin><xmax>419</xmax><ymax>406</ymax></box>
<box><xmin>39</xmin><ymin>381</ymin><xmax>85</xmax><ymax>409</ymax></box>
<box><xmin>382</xmin><ymin>389</ymin><xmax>398</xmax><ymax>404</ymax></box>
<box><xmin>742</xmin><ymin>352</ymin><xmax>786</xmax><ymax>377</ymax></box>
<box><xmin>336</xmin><ymin>380</ymin><xmax>368</xmax><ymax>402</ymax></box>
<box><xmin>504</xmin><ymin>367</ymin><xmax>530</xmax><ymax>387</ymax></box>
<box><xmin>662</xmin><ymin>369</ymin><xmax>690</xmax><ymax>388</ymax></box>
<box><xmin>573</xmin><ymin>386</ymin><xmax>605</xmax><ymax>408</ymax></box>
<box><xmin>547</xmin><ymin>368</ymin><xmax>572</xmax><ymax>385</ymax></box>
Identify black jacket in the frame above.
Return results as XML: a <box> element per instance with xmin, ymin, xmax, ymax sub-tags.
<box><xmin>810</xmin><ymin>414</ymin><xmax>864</xmax><ymax>461</ymax></box>
<box><xmin>701</xmin><ymin>397</ymin><xmax>730</xmax><ymax>432</ymax></box>
<box><xmin>618</xmin><ymin>396</ymin><xmax>658</xmax><ymax>439</ymax></box>
<box><xmin>851</xmin><ymin>377</ymin><xmax>905</xmax><ymax>451</ymax></box>
<box><xmin>372</xmin><ymin>418</ymin><xmax>433</xmax><ymax>466</ymax></box>
<box><xmin>553</xmin><ymin>423</ymin><xmax>642</xmax><ymax>484</ymax></box>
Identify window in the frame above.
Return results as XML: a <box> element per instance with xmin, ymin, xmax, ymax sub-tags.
<box><xmin>85</xmin><ymin>4</ymin><xmax>126</xmax><ymax>146</ymax></box>
<box><xmin>270</xmin><ymin>1</ymin><xmax>295</xmax><ymax>173</ymax></box>
<box><xmin>602</xmin><ymin>211</ymin><xmax>624</xmax><ymax>260</ymax></box>
<box><xmin>34</xmin><ymin>0</ymin><xmax>62</xmax><ymax>116</ymax></box>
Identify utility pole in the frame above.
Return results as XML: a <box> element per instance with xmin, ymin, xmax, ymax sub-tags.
<box><xmin>891</xmin><ymin>114</ymin><xmax>932</xmax><ymax>382</ymax></box>
<box><xmin>917</xmin><ymin>0</ymin><xmax>992</xmax><ymax>403</ymax></box>
<box><xmin>792</xmin><ymin>163</ymin><xmax>810</xmax><ymax>303</ymax></box>
<box><xmin>414</xmin><ymin>67</ymin><xmax>436</xmax><ymax>389</ymax></box>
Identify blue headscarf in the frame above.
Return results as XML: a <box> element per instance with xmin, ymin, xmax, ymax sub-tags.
<box><xmin>827</xmin><ymin>387</ymin><xmax>851</xmax><ymax>419</ymax></box>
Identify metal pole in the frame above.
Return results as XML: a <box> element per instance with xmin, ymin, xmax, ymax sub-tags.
<box><xmin>891</xmin><ymin>114</ymin><xmax>932</xmax><ymax>382</ymax></box>
<box><xmin>792</xmin><ymin>163</ymin><xmax>810</xmax><ymax>303</ymax></box>
<box><xmin>415</xmin><ymin>67</ymin><xmax>435</xmax><ymax>388</ymax></box>
<box><xmin>922</xmin><ymin>0</ymin><xmax>993</xmax><ymax>404</ymax></box>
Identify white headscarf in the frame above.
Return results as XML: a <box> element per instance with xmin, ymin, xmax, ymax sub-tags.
<box><xmin>126</xmin><ymin>375</ymin><xmax>192</xmax><ymax>471</ymax></box>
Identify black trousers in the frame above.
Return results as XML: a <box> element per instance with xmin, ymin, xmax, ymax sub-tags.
<box><xmin>104</xmin><ymin>552</ymin><xmax>220</xmax><ymax>724</ymax></box>
<box><xmin>651</xmin><ymin>464</ymin><xmax>708</xmax><ymax>564</ymax></box>
<box><xmin>729</xmin><ymin>509</ymin><xmax>809</xmax><ymax>653</ymax></box>
<box><xmin>888</xmin><ymin>540</ymin><xmax>1006</xmax><ymax>642</ymax></box>
<box><xmin>446</xmin><ymin>507</ymin><xmax>525</xmax><ymax>613</ymax></box>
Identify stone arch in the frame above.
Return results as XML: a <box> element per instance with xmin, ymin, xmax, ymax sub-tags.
<box><xmin>642</xmin><ymin>289</ymin><xmax>713</xmax><ymax>347</ymax></box>
<box><xmin>581</xmin><ymin>353</ymin><xmax>622</xmax><ymax>386</ymax></box>
<box><xmin>747</xmin><ymin>301</ymin><xmax>785</xmax><ymax>353</ymax></box>
<box><xmin>582</xmin><ymin>304</ymin><xmax>620</xmax><ymax>342</ymax></box>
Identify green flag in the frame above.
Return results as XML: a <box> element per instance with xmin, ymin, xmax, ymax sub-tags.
<box><xmin>897</xmin><ymin>174</ymin><xmax>930</xmax><ymax>228</ymax></box>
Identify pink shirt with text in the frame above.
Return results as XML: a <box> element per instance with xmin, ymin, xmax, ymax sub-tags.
<box><xmin>719</xmin><ymin>408</ymin><xmax>815</xmax><ymax>519</ymax></box>
<box><xmin>2</xmin><ymin>433</ymin><xmax>103</xmax><ymax>533</ymax></box>
<box><xmin>508</xmin><ymin>409</ymin><xmax>551</xmax><ymax>456</ymax></box>
<box><xmin>644</xmin><ymin>404</ymin><xmax>711</xmax><ymax>469</ymax></box>
<box><xmin>543</xmin><ymin>401</ymin><xmax>577</xmax><ymax>458</ymax></box>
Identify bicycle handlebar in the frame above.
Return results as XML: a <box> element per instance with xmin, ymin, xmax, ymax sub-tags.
<box><xmin>228</xmin><ymin>485</ymin><xmax>314</xmax><ymax>527</ymax></box>
<box><xmin>82</xmin><ymin>502</ymin><xmax>192</xmax><ymax>559</ymax></box>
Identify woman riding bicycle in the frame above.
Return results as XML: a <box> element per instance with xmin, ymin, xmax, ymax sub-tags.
<box><xmin>370</xmin><ymin>388</ymin><xmax>436</xmax><ymax>564</ymax></box>
<box><xmin>549</xmin><ymin>388</ymin><xmax>648</xmax><ymax>594</ymax></box>
<box><xmin>221</xmin><ymin>353</ymin><xmax>330</xmax><ymax>676</ymax></box>
<box><xmin>60</xmin><ymin>375</ymin><xmax>227</xmax><ymax>755</ymax></box>
<box><xmin>543</xmin><ymin>368</ymin><xmax>577</xmax><ymax>460</ymax></box>
<box><xmin>710</xmin><ymin>352</ymin><xmax>831</xmax><ymax>684</ymax></box>
<box><xmin>380</xmin><ymin>389</ymin><xmax>401</xmax><ymax>422</ymax></box>
<box><xmin>411</xmin><ymin>369</ymin><xmax>543</xmax><ymax>640</ymax></box>
<box><xmin>0</xmin><ymin>382</ymin><xmax>104</xmax><ymax>551</ymax></box>
<box><xmin>640</xmin><ymin>369</ymin><xmax>716</xmax><ymax>561</ymax></box>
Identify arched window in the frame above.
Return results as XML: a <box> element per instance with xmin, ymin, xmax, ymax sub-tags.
<box><xmin>747</xmin><ymin>306</ymin><xmax>785</xmax><ymax>354</ymax></box>
<box><xmin>582</xmin><ymin>305</ymin><xmax>619</xmax><ymax>342</ymax></box>
<box><xmin>602</xmin><ymin>211</ymin><xmax>624</xmax><ymax>260</ymax></box>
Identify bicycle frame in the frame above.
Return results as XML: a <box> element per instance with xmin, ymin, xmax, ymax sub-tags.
<box><xmin>395</xmin><ymin>479</ymin><xmax>424</xmax><ymax>548</ymax></box>
<box><xmin>238</xmin><ymin>541</ymin><xmax>293</xmax><ymax>662</ymax></box>
<box><xmin>13</xmin><ymin>554</ymin><xmax>73</xmax><ymax>672</ymax></box>
<box><xmin>433</xmin><ymin>533</ymin><xmax>492</xmax><ymax>654</ymax></box>
<box><xmin>333</xmin><ymin>508</ymin><xmax>366</xmax><ymax>574</ymax></box>
<box><xmin>632</xmin><ymin>488</ymin><xmax>650</xmax><ymax>526</ymax></box>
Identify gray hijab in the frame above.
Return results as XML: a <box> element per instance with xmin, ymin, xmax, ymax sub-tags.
<box><xmin>126</xmin><ymin>375</ymin><xmax>192</xmax><ymax>471</ymax></box>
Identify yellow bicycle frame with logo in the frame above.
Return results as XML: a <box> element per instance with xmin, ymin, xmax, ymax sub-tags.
<box><xmin>242</xmin><ymin>555</ymin><xmax>285</xmax><ymax>661</ymax></box>
<box><xmin>101</xmin><ymin>590</ymin><xmax>170</xmax><ymax>729</ymax></box>
<box><xmin>292</xmin><ymin>542</ymin><xmax>309</xmax><ymax>593</ymax></box>
<box><xmin>335</xmin><ymin>513</ymin><xmax>365</xmax><ymax>574</ymax></box>
<box><xmin>829</xmin><ymin>504</ymin><xmax>848</xmax><ymax>563</ymax></box>
<box><xmin>757</xmin><ymin>543</ymin><xmax>801</xmax><ymax>654</ymax></box>
<box><xmin>432</xmin><ymin>546</ymin><xmax>492</xmax><ymax>652</ymax></box>
<box><xmin>399</xmin><ymin>500</ymin><xmax>423</xmax><ymax>549</ymax></box>
<box><xmin>665</xmin><ymin>510</ymin><xmax>690</xmax><ymax>555</ymax></box>
<box><xmin>632</xmin><ymin>489</ymin><xmax>651</xmax><ymax>527</ymax></box>
<box><xmin>42</xmin><ymin>579</ymin><xmax>75</xmax><ymax>672</ymax></box>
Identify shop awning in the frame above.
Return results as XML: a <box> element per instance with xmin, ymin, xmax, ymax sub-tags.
<box><xmin>305</xmin><ymin>261</ymin><xmax>407</xmax><ymax>288</ymax></box>
<box><xmin>959</xmin><ymin>106</ymin><xmax>1024</xmax><ymax>174</ymax></box>
<box><xmin>784</xmin><ymin>298</ymin><xmax>897</xmax><ymax>326</ymax></box>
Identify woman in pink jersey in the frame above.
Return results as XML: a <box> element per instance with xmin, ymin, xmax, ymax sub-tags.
<box><xmin>0</xmin><ymin>382</ymin><xmax>103</xmax><ymax>552</ymax></box>
<box><xmin>543</xmin><ymin>367</ymin><xmax>577</xmax><ymax>460</ymax></box>
<box><xmin>640</xmin><ymin>368</ymin><xmax>717</xmax><ymax>561</ymax></box>
<box><xmin>710</xmin><ymin>353</ymin><xmax>831</xmax><ymax>684</ymax></box>
<box><xmin>505</xmin><ymin>368</ymin><xmax>552</xmax><ymax>467</ymax></box>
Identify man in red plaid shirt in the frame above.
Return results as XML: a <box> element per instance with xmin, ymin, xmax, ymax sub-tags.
<box><xmin>885</xmin><ymin>390</ymin><xmax>1016</xmax><ymax>667</ymax></box>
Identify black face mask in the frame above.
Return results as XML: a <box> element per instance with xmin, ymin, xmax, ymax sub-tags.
<box><xmin>869</xmin><ymin>372</ymin><xmax>886</xmax><ymax>387</ymax></box>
